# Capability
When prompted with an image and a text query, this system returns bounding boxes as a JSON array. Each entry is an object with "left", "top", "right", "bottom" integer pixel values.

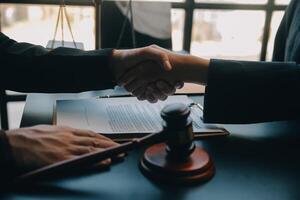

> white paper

[{"left": 56, "top": 96, "right": 205, "bottom": 134}]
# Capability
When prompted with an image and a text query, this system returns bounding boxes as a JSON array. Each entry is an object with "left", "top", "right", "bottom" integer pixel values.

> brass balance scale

[{"left": 46, "top": 0, "right": 84, "bottom": 50}]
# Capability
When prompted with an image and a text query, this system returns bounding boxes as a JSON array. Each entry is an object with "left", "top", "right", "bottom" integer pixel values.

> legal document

[{"left": 56, "top": 96, "right": 219, "bottom": 135}]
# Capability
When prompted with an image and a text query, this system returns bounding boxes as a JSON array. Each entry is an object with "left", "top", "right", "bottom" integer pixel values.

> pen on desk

[
  {"left": 97, "top": 93, "right": 203, "bottom": 99},
  {"left": 97, "top": 93, "right": 202, "bottom": 99},
  {"left": 97, "top": 94, "right": 132, "bottom": 99}
]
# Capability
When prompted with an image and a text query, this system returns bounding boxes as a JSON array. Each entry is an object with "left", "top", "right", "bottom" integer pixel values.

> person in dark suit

[
  {"left": 123, "top": 0, "right": 300, "bottom": 124},
  {"left": 0, "top": 32, "right": 177, "bottom": 182}
]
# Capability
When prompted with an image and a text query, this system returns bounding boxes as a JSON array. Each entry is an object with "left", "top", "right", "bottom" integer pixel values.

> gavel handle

[{"left": 12, "top": 131, "right": 165, "bottom": 185}]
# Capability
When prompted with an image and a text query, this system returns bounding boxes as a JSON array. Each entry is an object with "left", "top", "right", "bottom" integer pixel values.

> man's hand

[
  {"left": 111, "top": 45, "right": 183, "bottom": 102},
  {"left": 6, "top": 125, "right": 119, "bottom": 172},
  {"left": 118, "top": 60, "right": 183, "bottom": 103},
  {"left": 115, "top": 45, "right": 210, "bottom": 103},
  {"left": 111, "top": 45, "right": 172, "bottom": 82}
]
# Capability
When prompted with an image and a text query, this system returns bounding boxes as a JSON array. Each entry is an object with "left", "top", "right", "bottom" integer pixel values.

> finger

[
  {"left": 69, "top": 146, "right": 100, "bottom": 155},
  {"left": 72, "top": 137, "right": 119, "bottom": 148},
  {"left": 156, "top": 80, "right": 176, "bottom": 96},
  {"left": 93, "top": 138, "right": 119, "bottom": 148},
  {"left": 150, "top": 44, "right": 169, "bottom": 52},
  {"left": 147, "top": 84, "right": 168, "bottom": 101},
  {"left": 137, "top": 92, "right": 147, "bottom": 101},
  {"left": 175, "top": 81, "right": 184, "bottom": 89},
  {"left": 145, "top": 90, "right": 158, "bottom": 103},
  {"left": 116, "top": 153, "right": 126, "bottom": 159},
  {"left": 124, "top": 79, "right": 146, "bottom": 93},
  {"left": 138, "top": 46, "right": 172, "bottom": 71},
  {"left": 96, "top": 158, "right": 112, "bottom": 167},
  {"left": 117, "top": 67, "right": 139, "bottom": 87},
  {"left": 111, "top": 153, "right": 127, "bottom": 163},
  {"left": 132, "top": 87, "right": 147, "bottom": 98},
  {"left": 71, "top": 129, "right": 113, "bottom": 142},
  {"left": 88, "top": 159, "right": 112, "bottom": 171}
]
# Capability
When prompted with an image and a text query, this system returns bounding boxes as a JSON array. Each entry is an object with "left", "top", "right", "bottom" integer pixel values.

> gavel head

[{"left": 161, "top": 103, "right": 195, "bottom": 161}]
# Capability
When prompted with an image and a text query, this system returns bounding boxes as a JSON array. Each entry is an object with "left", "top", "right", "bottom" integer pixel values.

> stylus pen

[{"left": 12, "top": 131, "right": 165, "bottom": 185}]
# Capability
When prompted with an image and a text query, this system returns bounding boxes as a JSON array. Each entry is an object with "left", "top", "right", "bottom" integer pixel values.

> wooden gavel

[{"left": 13, "top": 103, "right": 214, "bottom": 185}]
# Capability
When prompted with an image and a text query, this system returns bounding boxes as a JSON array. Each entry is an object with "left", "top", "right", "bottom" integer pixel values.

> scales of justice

[{"left": 46, "top": 0, "right": 84, "bottom": 50}]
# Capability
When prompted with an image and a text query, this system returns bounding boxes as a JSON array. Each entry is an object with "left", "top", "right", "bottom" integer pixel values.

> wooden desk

[{"left": 4, "top": 91, "right": 300, "bottom": 200}]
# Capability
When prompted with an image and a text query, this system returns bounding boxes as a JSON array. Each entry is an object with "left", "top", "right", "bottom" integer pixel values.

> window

[
  {"left": 196, "top": 0, "right": 267, "bottom": 4},
  {"left": 172, "top": 9, "right": 185, "bottom": 51},
  {"left": 0, "top": 0, "right": 291, "bottom": 58},
  {"left": 1, "top": 4, "right": 95, "bottom": 50},
  {"left": 275, "top": 0, "right": 291, "bottom": 5},
  {"left": 191, "top": 10, "right": 265, "bottom": 60},
  {"left": 266, "top": 11, "right": 285, "bottom": 60}
]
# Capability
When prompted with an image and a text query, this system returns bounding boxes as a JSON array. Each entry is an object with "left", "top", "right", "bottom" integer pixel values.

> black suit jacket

[
  {"left": 0, "top": 33, "right": 115, "bottom": 93},
  {"left": 203, "top": 0, "right": 300, "bottom": 124},
  {"left": 0, "top": 32, "right": 116, "bottom": 182}
]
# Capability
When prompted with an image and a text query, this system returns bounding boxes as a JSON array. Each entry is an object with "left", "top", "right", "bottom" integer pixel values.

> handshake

[
  {"left": 3, "top": 45, "right": 210, "bottom": 174},
  {"left": 111, "top": 45, "right": 186, "bottom": 103}
]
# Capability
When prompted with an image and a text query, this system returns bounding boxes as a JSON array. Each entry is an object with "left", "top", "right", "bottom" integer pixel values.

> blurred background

[{"left": 0, "top": 0, "right": 291, "bottom": 129}]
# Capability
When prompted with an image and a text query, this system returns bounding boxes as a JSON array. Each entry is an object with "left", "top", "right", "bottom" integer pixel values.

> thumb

[{"left": 135, "top": 46, "right": 172, "bottom": 71}]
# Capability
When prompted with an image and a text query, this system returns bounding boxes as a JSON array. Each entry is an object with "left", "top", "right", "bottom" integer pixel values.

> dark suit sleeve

[
  {"left": 203, "top": 59, "right": 300, "bottom": 124},
  {"left": 0, "top": 130, "right": 18, "bottom": 185},
  {"left": 0, "top": 32, "right": 115, "bottom": 93}
]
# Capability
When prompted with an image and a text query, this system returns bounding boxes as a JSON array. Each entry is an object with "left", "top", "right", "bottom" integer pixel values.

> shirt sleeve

[
  {"left": 0, "top": 130, "right": 18, "bottom": 185},
  {"left": 203, "top": 59, "right": 300, "bottom": 124},
  {"left": 0, "top": 32, "right": 115, "bottom": 93}
]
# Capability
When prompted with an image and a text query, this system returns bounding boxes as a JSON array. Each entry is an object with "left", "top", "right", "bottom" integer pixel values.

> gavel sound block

[{"left": 140, "top": 103, "right": 215, "bottom": 184}]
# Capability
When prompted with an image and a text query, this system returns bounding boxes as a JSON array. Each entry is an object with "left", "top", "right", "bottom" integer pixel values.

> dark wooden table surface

[{"left": 2, "top": 91, "right": 300, "bottom": 200}]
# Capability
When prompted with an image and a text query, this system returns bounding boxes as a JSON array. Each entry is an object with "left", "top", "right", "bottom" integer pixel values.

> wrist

[
  {"left": 170, "top": 54, "right": 210, "bottom": 85},
  {"left": 110, "top": 49, "right": 119, "bottom": 80}
]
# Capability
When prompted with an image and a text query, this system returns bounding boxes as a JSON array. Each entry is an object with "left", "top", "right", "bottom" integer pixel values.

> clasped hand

[{"left": 111, "top": 45, "right": 183, "bottom": 103}]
